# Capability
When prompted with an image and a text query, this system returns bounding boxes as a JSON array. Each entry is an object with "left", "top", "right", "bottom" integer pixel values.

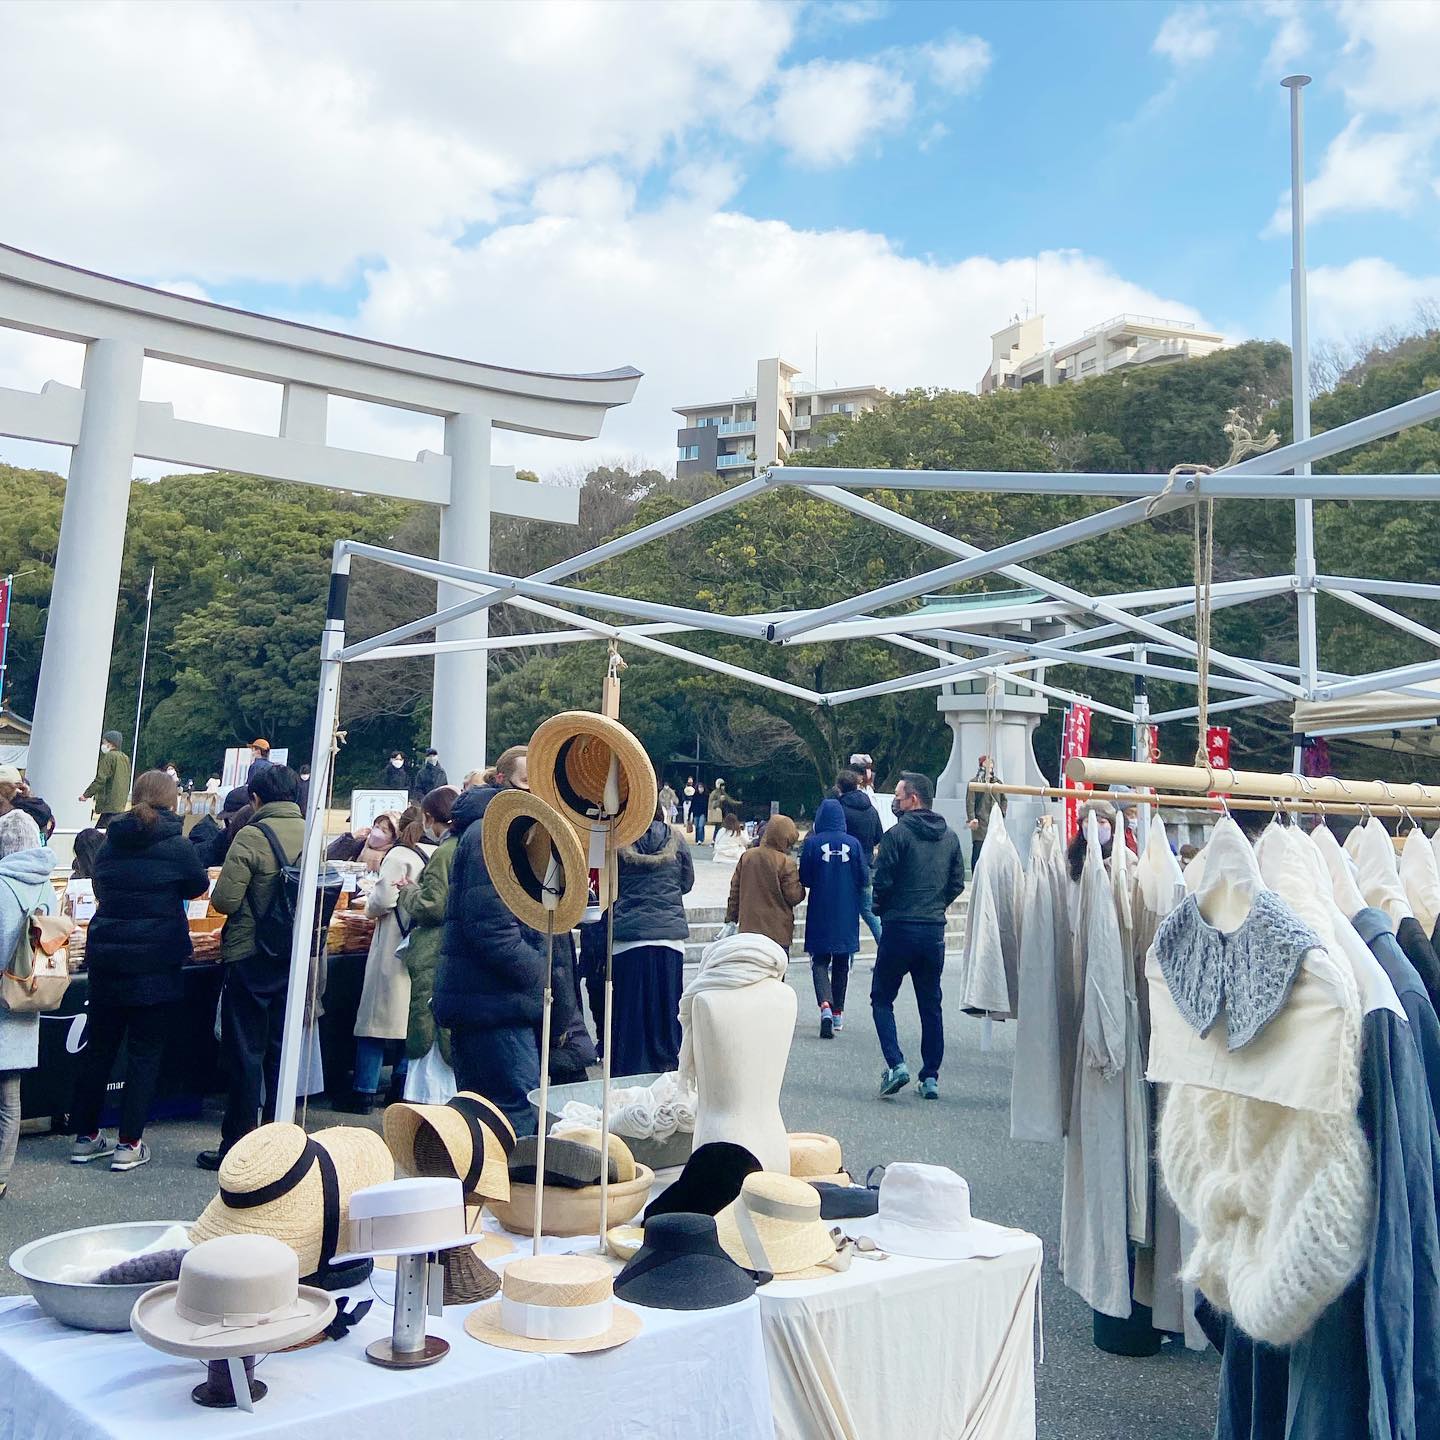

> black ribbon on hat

[
  {"left": 448, "top": 1095, "right": 515, "bottom": 1196},
  {"left": 220, "top": 1136, "right": 341, "bottom": 1278},
  {"left": 323, "top": 1297, "right": 373, "bottom": 1341}
]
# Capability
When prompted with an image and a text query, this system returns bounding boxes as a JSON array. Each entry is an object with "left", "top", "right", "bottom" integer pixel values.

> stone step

[
  {"left": 684, "top": 898, "right": 969, "bottom": 927},
  {"left": 685, "top": 920, "right": 965, "bottom": 946}
]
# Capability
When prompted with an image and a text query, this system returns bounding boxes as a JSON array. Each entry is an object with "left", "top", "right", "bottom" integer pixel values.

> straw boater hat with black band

[
  {"left": 190, "top": 1124, "right": 393, "bottom": 1285},
  {"left": 528, "top": 712, "right": 658, "bottom": 850},
  {"left": 383, "top": 1092, "right": 517, "bottom": 1205},
  {"left": 480, "top": 789, "right": 589, "bottom": 934}
]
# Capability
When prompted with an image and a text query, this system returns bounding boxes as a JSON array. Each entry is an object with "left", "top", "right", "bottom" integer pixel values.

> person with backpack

[
  {"left": 70, "top": 770, "right": 209, "bottom": 1173},
  {"left": 197, "top": 765, "right": 306, "bottom": 1170},
  {"left": 340, "top": 811, "right": 428, "bottom": 1114},
  {"left": 799, "top": 797, "right": 869, "bottom": 1040}
]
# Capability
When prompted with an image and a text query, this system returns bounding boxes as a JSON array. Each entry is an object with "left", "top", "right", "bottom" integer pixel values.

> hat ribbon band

[
  {"left": 220, "top": 1139, "right": 319, "bottom": 1210},
  {"left": 448, "top": 1096, "right": 515, "bottom": 1194},
  {"left": 499, "top": 1294, "right": 613, "bottom": 1342},
  {"left": 176, "top": 1296, "right": 308, "bottom": 1339},
  {"left": 745, "top": 1193, "right": 820, "bottom": 1224},
  {"left": 734, "top": 1200, "right": 775, "bottom": 1275}
]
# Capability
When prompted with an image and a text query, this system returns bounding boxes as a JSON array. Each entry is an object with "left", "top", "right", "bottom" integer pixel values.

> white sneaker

[
  {"left": 70, "top": 1134, "right": 115, "bottom": 1164},
  {"left": 110, "top": 1141, "right": 150, "bottom": 1172}
]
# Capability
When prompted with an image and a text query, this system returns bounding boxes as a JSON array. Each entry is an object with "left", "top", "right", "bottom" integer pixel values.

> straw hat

[
  {"left": 131, "top": 1235, "right": 334, "bottom": 1361},
  {"left": 481, "top": 789, "right": 589, "bottom": 933},
  {"left": 528, "top": 712, "right": 658, "bottom": 849},
  {"left": 715, "top": 1172, "right": 843, "bottom": 1279},
  {"left": 554, "top": 1128, "right": 638, "bottom": 1184},
  {"left": 788, "top": 1133, "right": 845, "bottom": 1182},
  {"left": 189, "top": 1124, "right": 394, "bottom": 1282},
  {"left": 384, "top": 1092, "right": 516, "bottom": 1204},
  {"left": 464, "top": 1254, "right": 641, "bottom": 1354}
]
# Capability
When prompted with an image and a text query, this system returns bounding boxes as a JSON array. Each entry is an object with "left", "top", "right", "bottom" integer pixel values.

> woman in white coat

[{"left": 343, "top": 814, "right": 431, "bottom": 1114}]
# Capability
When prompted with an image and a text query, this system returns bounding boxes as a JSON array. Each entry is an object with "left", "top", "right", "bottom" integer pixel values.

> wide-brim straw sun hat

[
  {"left": 788, "top": 1132, "right": 846, "bottom": 1182},
  {"left": 715, "top": 1172, "right": 842, "bottom": 1279},
  {"left": 131, "top": 1234, "right": 335, "bottom": 1361},
  {"left": 464, "top": 1254, "right": 641, "bottom": 1355},
  {"left": 383, "top": 1092, "right": 516, "bottom": 1204},
  {"left": 481, "top": 789, "right": 589, "bottom": 934},
  {"left": 528, "top": 712, "right": 658, "bottom": 849},
  {"left": 190, "top": 1124, "right": 394, "bottom": 1282}
]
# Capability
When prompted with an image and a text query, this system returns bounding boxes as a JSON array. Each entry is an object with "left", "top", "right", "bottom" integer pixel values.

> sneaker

[
  {"left": 820, "top": 1005, "right": 834, "bottom": 1040},
  {"left": 111, "top": 1141, "right": 150, "bottom": 1172},
  {"left": 832, "top": 1012, "right": 845, "bottom": 1033},
  {"left": 918, "top": 1078, "right": 939, "bottom": 1101},
  {"left": 70, "top": 1133, "right": 115, "bottom": 1164},
  {"left": 878, "top": 1063, "right": 910, "bottom": 1098}
]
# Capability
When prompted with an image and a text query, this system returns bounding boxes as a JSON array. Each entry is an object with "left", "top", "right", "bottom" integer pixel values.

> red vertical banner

[
  {"left": 1205, "top": 725, "right": 1231, "bottom": 798},
  {"left": 1061, "top": 703, "right": 1093, "bottom": 843},
  {"left": 1138, "top": 724, "right": 1160, "bottom": 764}
]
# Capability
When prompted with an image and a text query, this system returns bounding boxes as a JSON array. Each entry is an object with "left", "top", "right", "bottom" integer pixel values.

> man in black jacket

[
  {"left": 870, "top": 771, "right": 965, "bottom": 1102},
  {"left": 836, "top": 769, "right": 883, "bottom": 946},
  {"left": 412, "top": 748, "right": 448, "bottom": 801}
]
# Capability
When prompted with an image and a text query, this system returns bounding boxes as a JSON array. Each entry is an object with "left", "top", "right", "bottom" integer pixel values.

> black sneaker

[
  {"left": 820, "top": 1006, "right": 834, "bottom": 1040},
  {"left": 195, "top": 1149, "right": 225, "bottom": 1172}
]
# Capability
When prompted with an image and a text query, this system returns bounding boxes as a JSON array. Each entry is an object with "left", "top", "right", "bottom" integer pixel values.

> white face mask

[
  {"left": 1096, "top": 821, "right": 1113, "bottom": 845},
  {"left": 368, "top": 827, "right": 391, "bottom": 847},
  {"left": 391, "top": 758, "right": 404, "bottom": 768}
]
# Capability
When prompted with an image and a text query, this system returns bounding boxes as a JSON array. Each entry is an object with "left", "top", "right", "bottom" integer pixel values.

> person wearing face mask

[
  {"left": 1066, "top": 799, "right": 1116, "bottom": 883},
  {"left": 964, "top": 754, "right": 1006, "bottom": 874},
  {"left": 344, "top": 808, "right": 429, "bottom": 1114},
  {"left": 245, "top": 739, "right": 273, "bottom": 787},
  {"left": 80, "top": 730, "right": 132, "bottom": 829},
  {"left": 380, "top": 750, "right": 412, "bottom": 794},
  {"left": 360, "top": 813, "right": 399, "bottom": 872},
  {"left": 869, "top": 771, "right": 966, "bottom": 1101},
  {"left": 395, "top": 787, "right": 461, "bottom": 1093}
]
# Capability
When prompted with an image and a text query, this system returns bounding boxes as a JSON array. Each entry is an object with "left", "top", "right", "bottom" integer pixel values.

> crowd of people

[{"left": 0, "top": 731, "right": 976, "bottom": 1198}]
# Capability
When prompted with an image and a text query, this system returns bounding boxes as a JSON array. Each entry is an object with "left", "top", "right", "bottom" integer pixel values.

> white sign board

[
  {"left": 349, "top": 790, "right": 410, "bottom": 830},
  {"left": 220, "top": 746, "right": 290, "bottom": 793}
]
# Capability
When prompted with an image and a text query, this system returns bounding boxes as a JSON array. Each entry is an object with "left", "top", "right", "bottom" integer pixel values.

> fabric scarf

[{"left": 677, "top": 932, "right": 788, "bottom": 1085}]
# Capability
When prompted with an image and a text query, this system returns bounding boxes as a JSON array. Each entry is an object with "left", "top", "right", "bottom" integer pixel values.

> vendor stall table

[
  {"left": 0, "top": 1281, "right": 774, "bottom": 1440},
  {"left": 763, "top": 1221, "right": 1042, "bottom": 1440}
]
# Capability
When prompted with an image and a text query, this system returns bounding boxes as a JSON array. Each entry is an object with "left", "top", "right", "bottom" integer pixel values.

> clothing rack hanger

[
  {"left": 1064, "top": 756, "right": 1440, "bottom": 809},
  {"left": 967, "top": 781, "right": 1440, "bottom": 821}
]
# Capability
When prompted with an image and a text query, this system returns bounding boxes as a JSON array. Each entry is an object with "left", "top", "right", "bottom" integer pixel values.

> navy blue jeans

[
  {"left": 858, "top": 884, "right": 882, "bottom": 945},
  {"left": 450, "top": 1023, "right": 540, "bottom": 1137},
  {"left": 352, "top": 1036, "right": 408, "bottom": 1096},
  {"left": 870, "top": 919, "right": 946, "bottom": 1082}
]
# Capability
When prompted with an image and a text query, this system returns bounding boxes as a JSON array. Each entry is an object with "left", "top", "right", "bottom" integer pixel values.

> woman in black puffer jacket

[
  {"left": 69, "top": 770, "right": 209, "bottom": 1171},
  {"left": 581, "top": 809, "right": 694, "bottom": 1076}
]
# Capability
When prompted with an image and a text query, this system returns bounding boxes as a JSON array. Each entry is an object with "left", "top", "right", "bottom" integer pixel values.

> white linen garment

[
  {"left": 1059, "top": 812, "right": 1133, "bottom": 1319},
  {"left": 1400, "top": 826, "right": 1440, "bottom": 935},
  {"left": 1351, "top": 817, "right": 1412, "bottom": 928},
  {"left": 1010, "top": 825, "right": 1069, "bottom": 1141},
  {"left": 677, "top": 931, "right": 789, "bottom": 1086},
  {"left": 1110, "top": 834, "right": 1150, "bottom": 1248},
  {"left": 958, "top": 805, "right": 1024, "bottom": 1018}
]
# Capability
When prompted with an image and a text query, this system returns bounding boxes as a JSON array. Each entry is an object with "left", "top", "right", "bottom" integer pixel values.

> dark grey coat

[{"left": 611, "top": 822, "right": 694, "bottom": 944}]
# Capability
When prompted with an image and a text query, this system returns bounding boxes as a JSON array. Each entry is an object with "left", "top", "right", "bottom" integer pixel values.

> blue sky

[{"left": 2, "top": 0, "right": 1437, "bottom": 475}]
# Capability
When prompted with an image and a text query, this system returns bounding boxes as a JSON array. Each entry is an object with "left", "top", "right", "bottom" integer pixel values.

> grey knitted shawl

[{"left": 1152, "top": 889, "right": 1320, "bottom": 1050}]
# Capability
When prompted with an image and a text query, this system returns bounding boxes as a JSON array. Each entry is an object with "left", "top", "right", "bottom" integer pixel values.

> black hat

[
  {"left": 810, "top": 1180, "right": 880, "bottom": 1220},
  {"left": 645, "top": 1141, "right": 760, "bottom": 1220},
  {"left": 614, "top": 1213, "right": 757, "bottom": 1311},
  {"left": 425, "top": 747, "right": 439, "bottom": 757},
  {"left": 508, "top": 1136, "right": 620, "bottom": 1190}
]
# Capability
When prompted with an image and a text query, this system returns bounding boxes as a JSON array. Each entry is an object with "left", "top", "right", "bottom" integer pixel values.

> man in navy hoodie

[{"left": 799, "top": 797, "right": 869, "bottom": 1039}]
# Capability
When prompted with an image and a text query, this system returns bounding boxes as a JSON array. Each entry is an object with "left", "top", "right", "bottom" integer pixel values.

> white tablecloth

[
  {"left": 0, "top": 1268, "right": 774, "bottom": 1440},
  {"left": 760, "top": 1221, "right": 1042, "bottom": 1440}
]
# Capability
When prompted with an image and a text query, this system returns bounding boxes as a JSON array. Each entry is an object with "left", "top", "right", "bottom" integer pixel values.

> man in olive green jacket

[
  {"left": 198, "top": 765, "right": 306, "bottom": 1169},
  {"left": 80, "top": 730, "right": 132, "bottom": 826}
]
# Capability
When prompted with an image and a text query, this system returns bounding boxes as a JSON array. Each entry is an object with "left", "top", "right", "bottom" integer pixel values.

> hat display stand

[
  {"left": 193, "top": 1357, "right": 266, "bottom": 1412},
  {"left": 367, "top": 1251, "right": 448, "bottom": 1370},
  {"left": 533, "top": 861, "right": 559, "bottom": 1257}
]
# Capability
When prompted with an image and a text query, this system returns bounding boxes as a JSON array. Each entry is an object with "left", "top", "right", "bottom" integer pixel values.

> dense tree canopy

[{"left": 2, "top": 331, "right": 1438, "bottom": 811}]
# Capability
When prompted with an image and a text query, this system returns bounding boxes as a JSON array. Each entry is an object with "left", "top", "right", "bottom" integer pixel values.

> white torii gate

[{"left": 0, "top": 245, "right": 639, "bottom": 833}]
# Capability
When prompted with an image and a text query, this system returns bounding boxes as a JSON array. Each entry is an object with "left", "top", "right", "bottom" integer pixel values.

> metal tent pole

[
  {"left": 275, "top": 544, "right": 350, "bottom": 1125},
  {"left": 1284, "top": 73, "right": 1317, "bottom": 765}
]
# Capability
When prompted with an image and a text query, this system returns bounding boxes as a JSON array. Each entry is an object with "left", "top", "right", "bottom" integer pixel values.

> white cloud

[
  {"left": 1336, "top": 0, "right": 1440, "bottom": 114},
  {"left": 1266, "top": 116, "right": 1437, "bottom": 235},
  {"left": 1257, "top": 0, "right": 1311, "bottom": 74},
  {"left": 1303, "top": 257, "right": 1440, "bottom": 343},
  {"left": 0, "top": 0, "right": 798, "bottom": 285},
  {"left": 771, "top": 59, "right": 914, "bottom": 167},
  {"left": 827, "top": 0, "right": 888, "bottom": 23},
  {"left": 924, "top": 34, "right": 992, "bottom": 95},
  {"left": 1153, "top": 7, "right": 1220, "bottom": 64},
  {"left": 532, "top": 167, "right": 636, "bottom": 222}
]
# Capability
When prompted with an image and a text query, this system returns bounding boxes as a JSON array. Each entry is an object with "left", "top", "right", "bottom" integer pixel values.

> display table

[
  {"left": 762, "top": 1221, "right": 1042, "bottom": 1440},
  {"left": 0, "top": 1278, "right": 774, "bottom": 1440}
]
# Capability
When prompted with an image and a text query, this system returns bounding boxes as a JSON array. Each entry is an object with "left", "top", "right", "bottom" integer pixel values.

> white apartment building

[
  {"left": 977, "top": 312, "right": 1226, "bottom": 394},
  {"left": 674, "top": 358, "right": 884, "bottom": 479}
]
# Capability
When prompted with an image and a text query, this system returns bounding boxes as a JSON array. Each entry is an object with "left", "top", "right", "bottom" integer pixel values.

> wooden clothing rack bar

[
  {"left": 1064, "top": 756, "right": 1440, "bottom": 809},
  {"left": 969, "top": 781, "right": 1440, "bottom": 820}
]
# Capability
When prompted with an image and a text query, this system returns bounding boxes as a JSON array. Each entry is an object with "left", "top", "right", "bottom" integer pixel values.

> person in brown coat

[{"left": 725, "top": 814, "right": 805, "bottom": 952}]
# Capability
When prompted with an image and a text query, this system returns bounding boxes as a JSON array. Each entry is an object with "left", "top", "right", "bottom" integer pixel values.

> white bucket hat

[
  {"left": 130, "top": 1235, "right": 334, "bottom": 1360},
  {"left": 849, "top": 1164, "right": 1009, "bottom": 1261}
]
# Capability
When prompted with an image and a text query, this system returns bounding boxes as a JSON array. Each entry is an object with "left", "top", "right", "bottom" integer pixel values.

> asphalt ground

[{"left": 0, "top": 962, "right": 1218, "bottom": 1439}]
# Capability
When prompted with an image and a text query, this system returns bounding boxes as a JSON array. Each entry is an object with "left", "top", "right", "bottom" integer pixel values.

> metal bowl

[
  {"left": 527, "top": 1073, "right": 694, "bottom": 1174},
  {"left": 9, "top": 1220, "right": 193, "bottom": 1332}
]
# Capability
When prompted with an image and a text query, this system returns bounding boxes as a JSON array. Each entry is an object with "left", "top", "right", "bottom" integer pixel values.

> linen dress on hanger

[
  {"left": 1059, "top": 812, "right": 1132, "bottom": 1319},
  {"left": 1010, "top": 824, "right": 1071, "bottom": 1141},
  {"left": 957, "top": 804, "right": 1024, "bottom": 1018}
]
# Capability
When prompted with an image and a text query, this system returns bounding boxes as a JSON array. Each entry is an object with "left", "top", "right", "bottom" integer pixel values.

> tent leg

[{"left": 275, "top": 548, "right": 349, "bottom": 1126}]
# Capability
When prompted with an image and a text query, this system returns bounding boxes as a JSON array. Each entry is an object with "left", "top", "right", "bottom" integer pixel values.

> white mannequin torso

[{"left": 691, "top": 979, "right": 796, "bottom": 1174}]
